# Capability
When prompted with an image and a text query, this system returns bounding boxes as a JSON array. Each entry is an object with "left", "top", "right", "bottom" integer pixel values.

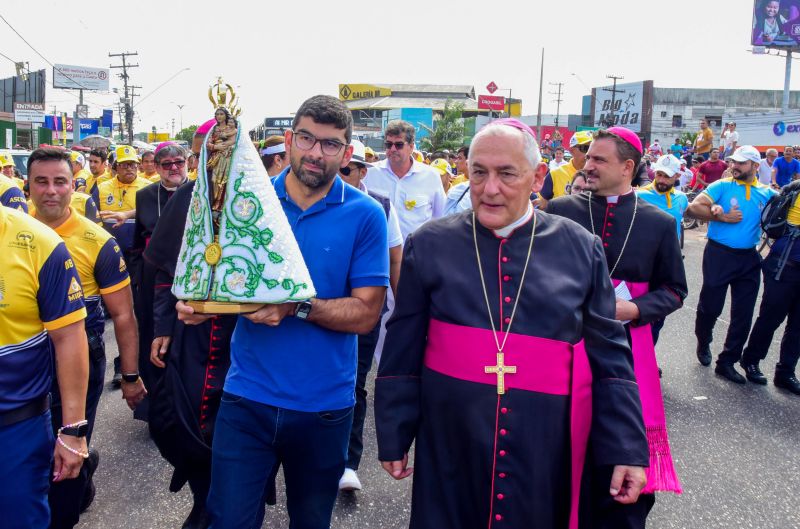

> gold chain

[{"left": 472, "top": 210, "right": 537, "bottom": 353}]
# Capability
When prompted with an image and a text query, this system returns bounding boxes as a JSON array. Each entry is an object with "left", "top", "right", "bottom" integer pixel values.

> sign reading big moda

[
  {"left": 591, "top": 80, "right": 653, "bottom": 133},
  {"left": 53, "top": 64, "right": 110, "bottom": 91}
]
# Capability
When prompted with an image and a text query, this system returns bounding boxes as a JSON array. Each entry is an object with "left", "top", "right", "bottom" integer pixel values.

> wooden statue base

[{"left": 186, "top": 300, "right": 264, "bottom": 314}]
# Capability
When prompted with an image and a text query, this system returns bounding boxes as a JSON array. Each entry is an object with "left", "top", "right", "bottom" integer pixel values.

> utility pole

[
  {"left": 171, "top": 118, "right": 175, "bottom": 138},
  {"left": 536, "top": 48, "right": 545, "bottom": 140},
  {"left": 602, "top": 75, "right": 625, "bottom": 127},
  {"left": 109, "top": 51, "right": 139, "bottom": 144},
  {"left": 549, "top": 82, "right": 564, "bottom": 128}
]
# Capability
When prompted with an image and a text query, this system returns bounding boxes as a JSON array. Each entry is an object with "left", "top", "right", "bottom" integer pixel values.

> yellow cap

[
  {"left": 430, "top": 158, "right": 451, "bottom": 176},
  {"left": 69, "top": 151, "right": 85, "bottom": 165},
  {"left": 569, "top": 130, "right": 594, "bottom": 148},
  {"left": 412, "top": 150, "right": 424, "bottom": 163},
  {"left": 0, "top": 153, "right": 13, "bottom": 167},
  {"left": 115, "top": 145, "right": 139, "bottom": 164},
  {"left": 364, "top": 146, "right": 375, "bottom": 157}
]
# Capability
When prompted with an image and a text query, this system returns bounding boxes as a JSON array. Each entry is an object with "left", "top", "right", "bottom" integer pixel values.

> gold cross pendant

[{"left": 485, "top": 352, "right": 517, "bottom": 395}]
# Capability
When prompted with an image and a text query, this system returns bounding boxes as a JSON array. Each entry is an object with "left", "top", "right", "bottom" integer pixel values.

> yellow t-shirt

[
  {"left": 28, "top": 192, "right": 100, "bottom": 224},
  {"left": 550, "top": 161, "right": 578, "bottom": 198},
  {"left": 0, "top": 175, "right": 27, "bottom": 212},
  {"left": 451, "top": 174, "right": 468, "bottom": 186},
  {"left": 97, "top": 176, "right": 152, "bottom": 251},
  {"left": 187, "top": 169, "right": 198, "bottom": 181},
  {"left": 695, "top": 128, "right": 714, "bottom": 154},
  {"left": 73, "top": 169, "right": 93, "bottom": 193},
  {"left": 787, "top": 195, "right": 800, "bottom": 226}
]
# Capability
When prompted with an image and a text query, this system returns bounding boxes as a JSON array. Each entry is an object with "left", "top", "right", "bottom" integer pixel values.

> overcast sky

[{"left": 0, "top": 0, "right": 787, "bottom": 134}]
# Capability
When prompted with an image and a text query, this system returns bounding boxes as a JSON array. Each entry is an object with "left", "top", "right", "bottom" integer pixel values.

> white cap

[
  {"left": 349, "top": 139, "right": 373, "bottom": 167},
  {"left": 727, "top": 145, "right": 761, "bottom": 164},
  {"left": 651, "top": 154, "right": 682, "bottom": 178}
]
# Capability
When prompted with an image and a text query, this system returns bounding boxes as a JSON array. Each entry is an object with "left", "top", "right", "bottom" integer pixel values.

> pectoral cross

[{"left": 485, "top": 352, "right": 517, "bottom": 395}]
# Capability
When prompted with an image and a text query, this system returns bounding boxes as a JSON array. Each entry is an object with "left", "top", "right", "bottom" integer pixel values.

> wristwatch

[
  {"left": 121, "top": 373, "right": 140, "bottom": 384},
  {"left": 60, "top": 422, "right": 88, "bottom": 437},
  {"left": 294, "top": 300, "right": 313, "bottom": 320}
]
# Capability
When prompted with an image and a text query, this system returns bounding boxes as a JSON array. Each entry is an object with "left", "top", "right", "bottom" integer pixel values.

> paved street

[{"left": 77, "top": 227, "right": 800, "bottom": 529}]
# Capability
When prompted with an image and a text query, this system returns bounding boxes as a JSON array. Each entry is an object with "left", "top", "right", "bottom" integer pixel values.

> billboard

[
  {"left": 592, "top": 81, "right": 646, "bottom": 132},
  {"left": 338, "top": 84, "right": 391, "bottom": 101},
  {"left": 752, "top": 0, "right": 800, "bottom": 47},
  {"left": 53, "top": 64, "right": 110, "bottom": 91}
]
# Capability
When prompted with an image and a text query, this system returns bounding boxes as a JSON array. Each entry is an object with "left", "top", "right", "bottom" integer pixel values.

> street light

[{"left": 171, "top": 101, "right": 185, "bottom": 131}]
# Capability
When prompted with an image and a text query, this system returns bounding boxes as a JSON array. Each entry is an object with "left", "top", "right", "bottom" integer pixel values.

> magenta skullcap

[
  {"left": 154, "top": 141, "right": 178, "bottom": 155},
  {"left": 195, "top": 118, "right": 217, "bottom": 136},
  {"left": 491, "top": 118, "right": 538, "bottom": 141},
  {"left": 606, "top": 126, "right": 643, "bottom": 154}
]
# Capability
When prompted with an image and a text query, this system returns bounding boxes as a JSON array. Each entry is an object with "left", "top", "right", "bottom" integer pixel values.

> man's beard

[
  {"left": 291, "top": 156, "right": 336, "bottom": 189},
  {"left": 732, "top": 169, "right": 753, "bottom": 181},
  {"left": 654, "top": 182, "right": 673, "bottom": 192}
]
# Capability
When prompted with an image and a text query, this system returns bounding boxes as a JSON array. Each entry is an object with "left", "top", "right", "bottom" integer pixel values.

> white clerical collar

[
  {"left": 493, "top": 203, "right": 534, "bottom": 237},
  {"left": 602, "top": 187, "right": 634, "bottom": 203}
]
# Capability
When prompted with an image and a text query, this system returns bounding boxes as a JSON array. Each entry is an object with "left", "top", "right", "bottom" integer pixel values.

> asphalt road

[{"left": 77, "top": 227, "right": 800, "bottom": 529}]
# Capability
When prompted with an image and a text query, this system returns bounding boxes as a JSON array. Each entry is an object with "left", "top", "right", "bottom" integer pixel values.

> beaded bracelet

[
  {"left": 56, "top": 435, "right": 89, "bottom": 459},
  {"left": 57, "top": 419, "right": 88, "bottom": 435}
]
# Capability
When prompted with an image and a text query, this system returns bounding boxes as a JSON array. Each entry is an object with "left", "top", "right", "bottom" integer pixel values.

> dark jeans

[
  {"left": 742, "top": 256, "right": 800, "bottom": 374},
  {"left": 207, "top": 392, "right": 353, "bottom": 529},
  {"left": 49, "top": 329, "right": 106, "bottom": 529},
  {"left": 347, "top": 322, "right": 380, "bottom": 470},
  {"left": 695, "top": 241, "right": 761, "bottom": 366},
  {"left": 0, "top": 410, "right": 54, "bottom": 529}
]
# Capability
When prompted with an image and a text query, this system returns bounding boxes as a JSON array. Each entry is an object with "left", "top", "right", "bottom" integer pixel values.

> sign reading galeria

[
  {"left": 338, "top": 84, "right": 392, "bottom": 101},
  {"left": 13, "top": 102, "right": 45, "bottom": 123},
  {"left": 53, "top": 64, "right": 110, "bottom": 91}
]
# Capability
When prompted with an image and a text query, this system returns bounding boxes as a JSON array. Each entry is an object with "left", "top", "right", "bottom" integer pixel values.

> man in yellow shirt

[
  {"left": 0, "top": 153, "right": 23, "bottom": 189},
  {"left": 83, "top": 149, "right": 112, "bottom": 196},
  {"left": 138, "top": 150, "right": 160, "bottom": 183},
  {"left": 543, "top": 130, "right": 593, "bottom": 202},
  {"left": 693, "top": 119, "right": 714, "bottom": 160},
  {"left": 27, "top": 146, "right": 146, "bottom": 525},
  {"left": 0, "top": 171, "right": 28, "bottom": 212},
  {"left": 70, "top": 152, "right": 93, "bottom": 193},
  {"left": 451, "top": 146, "right": 469, "bottom": 186}
]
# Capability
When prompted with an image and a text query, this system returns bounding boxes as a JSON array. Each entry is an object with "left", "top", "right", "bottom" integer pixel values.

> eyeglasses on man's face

[
  {"left": 384, "top": 141, "right": 407, "bottom": 151},
  {"left": 292, "top": 130, "right": 346, "bottom": 156},
  {"left": 158, "top": 159, "right": 186, "bottom": 169}
]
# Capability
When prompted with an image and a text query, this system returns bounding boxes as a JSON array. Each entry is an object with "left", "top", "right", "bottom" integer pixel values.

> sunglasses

[
  {"left": 158, "top": 159, "right": 186, "bottom": 169},
  {"left": 384, "top": 141, "right": 406, "bottom": 151}
]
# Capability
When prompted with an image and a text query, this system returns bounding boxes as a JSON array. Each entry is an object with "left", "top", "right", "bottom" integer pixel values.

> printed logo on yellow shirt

[
  {"left": 10, "top": 230, "right": 35, "bottom": 250},
  {"left": 67, "top": 276, "right": 83, "bottom": 302},
  {"left": 0, "top": 275, "right": 5, "bottom": 306}
]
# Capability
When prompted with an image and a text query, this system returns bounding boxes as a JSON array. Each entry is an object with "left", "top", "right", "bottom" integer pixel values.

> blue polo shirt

[
  {"left": 703, "top": 177, "right": 777, "bottom": 249},
  {"left": 772, "top": 156, "right": 800, "bottom": 187},
  {"left": 225, "top": 171, "right": 389, "bottom": 412},
  {"left": 636, "top": 185, "right": 688, "bottom": 239}
]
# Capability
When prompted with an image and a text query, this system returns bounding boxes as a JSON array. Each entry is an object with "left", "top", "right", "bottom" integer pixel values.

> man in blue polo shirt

[
  {"left": 771, "top": 146, "right": 800, "bottom": 188},
  {"left": 688, "top": 145, "right": 777, "bottom": 384},
  {"left": 177, "top": 95, "right": 389, "bottom": 529}
]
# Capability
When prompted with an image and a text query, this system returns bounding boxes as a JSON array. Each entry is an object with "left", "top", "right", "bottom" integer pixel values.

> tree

[
  {"left": 419, "top": 100, "right": 465, "bottom": 153},
  {"left": 175, "top": 125, "right": 198, "bottom": 143}
]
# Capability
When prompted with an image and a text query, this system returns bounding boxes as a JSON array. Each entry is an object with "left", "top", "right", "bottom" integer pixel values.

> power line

[
  {"left": 601, "top": 75, "right": 625, "bottom": 127},
  {"left": 109, "top": 51, "right": 139, "bottom": 143},
  {"left": 549, "top": 82, "right": 564, "bottom": 128}
]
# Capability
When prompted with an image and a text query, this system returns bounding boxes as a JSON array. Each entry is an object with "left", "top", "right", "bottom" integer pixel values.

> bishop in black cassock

[
  {"left": 548, "top": 127, "right": 688, "bottom": 528},
  {"left": 375, "top": 120, "right": 649, "bottom": 529}
]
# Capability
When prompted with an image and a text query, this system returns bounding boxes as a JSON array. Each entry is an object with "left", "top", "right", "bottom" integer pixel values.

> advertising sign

[
  {"left": 752, "top": 0, "right": 800, "bottom": 46},
  {"left": 477, "top": 94, "right": 506, "bottom": 111},
  {"left": 338, "top": 84, "right": 392, "bottom": 101},
  {"left": 13, "top": 102, "right": 45, "bottom": 123},
  {"left": 78, "top": 119, "right": 98, "bottom": 139},
  {"left": 53, "top": 64, "right": 110, "bottom": 91},
  {"left": 486, "top": 81, "right": 498, "bottom": 94},
  {"left": 264, "top": 117, "right": 293, "bottom": 129},
  {"left": 592, "top": 81, "right": 645, "bottom": 132}
]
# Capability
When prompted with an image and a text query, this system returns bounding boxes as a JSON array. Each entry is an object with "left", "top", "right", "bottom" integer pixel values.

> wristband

[{"left": 56, "top": 435, "right": 89, "bottom": 459}]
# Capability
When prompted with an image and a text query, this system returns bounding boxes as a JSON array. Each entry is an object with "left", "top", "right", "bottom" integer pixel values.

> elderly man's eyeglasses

[
  {"left": 159, "top": 159, "right": 186, "bottom": 169},
  {"left": 292, "top": 130, "right": 346, "bottom": 156},
  {"left": 384, "top": 141, "right": 406, "bottom": 151}
]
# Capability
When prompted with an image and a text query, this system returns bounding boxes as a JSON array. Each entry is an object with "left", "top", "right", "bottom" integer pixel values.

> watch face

[{"left": 122, "top": 374, "right": 140, "bottom": 383}]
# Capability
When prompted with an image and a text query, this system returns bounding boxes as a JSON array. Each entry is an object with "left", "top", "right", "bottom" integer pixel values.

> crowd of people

[{"left": 1, "top": 92, "right": 799, "bottom": 529}]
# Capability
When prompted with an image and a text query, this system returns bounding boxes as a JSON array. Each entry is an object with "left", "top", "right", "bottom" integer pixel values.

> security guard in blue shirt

[{"left": 687, "top": 146, "right": 778, "bottom": 383}]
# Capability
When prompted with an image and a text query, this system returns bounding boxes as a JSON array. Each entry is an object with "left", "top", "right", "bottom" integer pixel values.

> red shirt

[{"left": 698, "top": 159, "right": 727, "bottom": 185}]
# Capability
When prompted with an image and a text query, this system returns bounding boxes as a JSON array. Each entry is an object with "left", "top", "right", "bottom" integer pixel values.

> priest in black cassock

[
  {"left": 131, "top": 142, "right": 189, "bottom": 420},
  {"left": 142, "top": 151, "right": 238, "bottom": 529},
  {"left": 548, "top": 127, "right": 688, "bottom": 528},
  {"left": 375, "top": 119, "right": 649, "bottom": 529}
]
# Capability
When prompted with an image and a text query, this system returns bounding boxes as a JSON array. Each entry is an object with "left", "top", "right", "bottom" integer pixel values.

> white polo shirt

[{"left": 364, "top": 158, "right": 446, "bottom": 239}]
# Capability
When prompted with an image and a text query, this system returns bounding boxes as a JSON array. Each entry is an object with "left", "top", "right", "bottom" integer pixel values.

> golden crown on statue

[{"left": 208, "top": 77, "right": 241, "bottom": 118}]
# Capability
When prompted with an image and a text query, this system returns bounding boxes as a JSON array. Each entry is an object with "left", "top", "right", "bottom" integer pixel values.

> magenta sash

[
  {"left": 615, "top": 280, "right": 682, "bottom": 494},
  {"left": 424, "top": 319, "right": 592, "bottom": 529}
]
